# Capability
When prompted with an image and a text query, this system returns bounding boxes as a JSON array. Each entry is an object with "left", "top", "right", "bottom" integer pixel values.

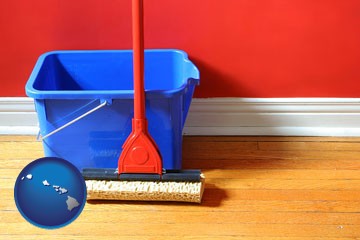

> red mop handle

[
  {"left": 132, "top": 0, "right": 145, "bottom": 120},
  {"left": 118, "top": 0, "right": 162, "bottom": 174}
]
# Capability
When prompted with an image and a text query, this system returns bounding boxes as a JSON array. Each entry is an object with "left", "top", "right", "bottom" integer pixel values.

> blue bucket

[{"left": 26, "top": 49, "right": 199, "bottom": 171}]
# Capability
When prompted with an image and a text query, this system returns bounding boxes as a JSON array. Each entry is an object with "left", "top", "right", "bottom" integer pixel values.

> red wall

[{"left": 1, "top": 0, "right": 360, "bottom": 97}]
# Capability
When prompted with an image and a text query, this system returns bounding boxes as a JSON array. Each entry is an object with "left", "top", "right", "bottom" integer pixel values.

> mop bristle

[{"left": 85, "top": 175, "right": 205, "bottom": 203}]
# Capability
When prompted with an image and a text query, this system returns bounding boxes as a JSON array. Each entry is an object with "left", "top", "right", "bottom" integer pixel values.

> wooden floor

[{"left": 1, "top": 136, "right": 360, "bottom": 239}]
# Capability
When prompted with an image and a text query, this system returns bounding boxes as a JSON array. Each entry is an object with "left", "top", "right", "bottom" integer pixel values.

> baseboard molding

[
  {"left": 0, "top": 98, "right": 38, "bottom": 135},
  {"left": 2, "top": 97, "right": 360, "bottom": 136},
  {"left": 183, "top": 98, "right": 360, "bottom": 136}
]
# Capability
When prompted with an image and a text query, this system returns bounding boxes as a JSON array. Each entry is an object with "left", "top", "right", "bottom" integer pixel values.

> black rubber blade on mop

[
  {"left": 119, "top": 170, "right": 202, "bottom": 182},
  {"left": 119, "top": 173, "right": 161, "bottom": 181},
  {"left": 162, "top": 169, "right": 202, "bottom": 182},
  {"left": 82, "top": 168, "right": 119, "bottom": 181},
  {"left": 82, "top": 168, "right": 202, "bottom": 182}
]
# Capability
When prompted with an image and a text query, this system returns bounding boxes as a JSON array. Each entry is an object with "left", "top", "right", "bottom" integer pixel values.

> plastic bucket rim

[{"left": 25, "top": 49, "right": 199, "bottom": 100}]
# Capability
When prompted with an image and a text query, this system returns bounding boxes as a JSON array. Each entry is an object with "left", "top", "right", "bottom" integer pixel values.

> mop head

[
  {"left": 85, "top": 176, "right": 205, "bottom": 203},
  {"left": 83, "top": 169, "right": 205, "bottom": 203}
]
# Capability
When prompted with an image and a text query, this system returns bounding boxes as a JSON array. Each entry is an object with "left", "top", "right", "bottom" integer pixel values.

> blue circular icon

[{"left": 14, "top": 157, "right": 87, "bottom": 229}]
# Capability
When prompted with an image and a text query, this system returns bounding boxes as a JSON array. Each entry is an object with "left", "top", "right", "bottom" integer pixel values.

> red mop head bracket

[{"left": 118, "top": 118, "right": 163, "bottom": 175}]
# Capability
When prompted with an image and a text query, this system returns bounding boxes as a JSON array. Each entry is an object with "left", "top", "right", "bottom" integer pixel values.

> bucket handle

[{"left": 38, "top": 100, "right": 108, "bottom": 141}]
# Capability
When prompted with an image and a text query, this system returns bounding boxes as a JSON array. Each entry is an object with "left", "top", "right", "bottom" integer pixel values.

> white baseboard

[
  {"left": 0, "top": 98, "right": 38, "bottom": 135},
  {"left": 2, "top": 97, "right": 360, "bottom": 136},
  {"left": 183, "top": 98, "right": 360, "bottom": 136}
]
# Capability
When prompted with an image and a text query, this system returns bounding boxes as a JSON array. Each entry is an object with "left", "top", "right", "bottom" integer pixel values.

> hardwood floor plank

[
  {"left": 5, "top": 159, "right": 357, "bottom": 171},
  {"left": 201, "top": 169, "right": 360, "bottom": 179},
  {"left": 183, "top": 148, "right": 360, "bottom": 160},
  {"left": 4, "top": 158, "right": 360, "bottom": 170},
  {"left": 183, "top": 159, "right": 360, "bottom": 170},
  {"left": 1, "top": 236, "right": 357, "bottom": 240},
  {"left": 2, "top": 210, "right": 360, "bottom": 225},
  {"left": 1, "top": 222, "right": 359, "bottom": 237},
  {"left": 3, "top": 199, "right": 360, "bottom": 213},
  {"left": 258, "top": 141, "right": 360, "bottom": 151},
  {"left": 0, "top": 135, "right": 37, "bottom": 142},
  {"left": 183, "top": 136, "right": 360, "bottom": 143},
  {"left": 3, "top": 169, "right": 360, "bottom": 180},
  {"left": 3, "top": 178, "right": 360, "bottom": 191},
  {"left": 0, "top": 141, "right": 42, "bottom": 150},
  {"left": 3, "top": 188, "right": 360, "bottom": 201}
]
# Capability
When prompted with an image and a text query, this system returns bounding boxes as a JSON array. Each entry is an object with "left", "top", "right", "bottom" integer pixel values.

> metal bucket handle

[{"left": 38, "top": 100, "right": 109, "bottom": 140}]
